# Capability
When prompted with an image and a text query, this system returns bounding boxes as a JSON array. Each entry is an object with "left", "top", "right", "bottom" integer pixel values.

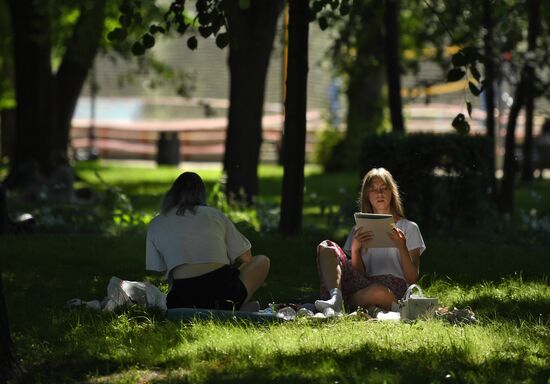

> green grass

[{"left": 2, "top": 161, "right": 550, "bottom": 383}]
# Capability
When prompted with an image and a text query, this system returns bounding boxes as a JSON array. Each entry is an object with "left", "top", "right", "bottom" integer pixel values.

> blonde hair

[{"left": 359, "top": 168, "right": 404, "bottom": 218}]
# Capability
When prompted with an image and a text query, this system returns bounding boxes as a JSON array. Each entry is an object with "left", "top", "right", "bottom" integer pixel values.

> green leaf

[
  {"left": 107, "top": 28, "right": 127, "bottom": 42},
  {"left": 447, "top": 68, "right": 465, "bottom": 82},
  {"left": 119, "top": 3, "right": 132, "bottom": 14},
  {"left": 239, "top": 0, "right": 250, "bottom": 10},
  {"left": 118, "top": 14, "right": 131, "bottom": 28},
  {"left": 466, "top": 101, "right": 472, "bottom": 118},
  {"left": 340, "top": 0, "right": 351, "bottom": 15},
  {"left": 468, "top": 81, "right": 481, "bottom": 96},
  {"left": 187, "top": 36, "right": 198, "bottom": 50},
  {"left": 469, "top": 64, "right": 481, "bottom": 82},
  {"left": 452, "top": 113, "right": 470, "bottom": 135},
  {"left": 462, "top": 46, "right": 478, "bottom": 61},
  {"left": 312, "top": 1, "right": 323, "bottom": 13},
  {"left": 215, "top": 32, "right": 229, "bottom": 49},
  {"left": 131, "top": 41, "right": 145, "bottom": 56},
  {"left": 142, "top": 33, "right": 155, "bottom": 49},
  {"left": 330, "top": 0, "right": 339, "bottom": 10},
  {"left": 451, "top": 52, "right": 467, "bottom": 67},
  {"left": 177, "top": 22, "right": 189, "bottom": 34},
  {"left": 199, "top": 26, "right": 212, "bottom": 38},
  {"left": 198, "top": 12, "right": 211, "bottom": 25},
  {"left": 149, "top": 25, "right": 165, "bottom": 34},
  {"left": 318, "top": 17, "right": 328, "bottom": 31},
  {"left": 196, "top": 0, "right": 208, "bottom": 13}
]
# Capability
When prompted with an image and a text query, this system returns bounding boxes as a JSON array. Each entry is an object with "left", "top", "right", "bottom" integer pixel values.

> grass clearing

[{"left": 2, "top": 161, "right": 549, "bottom": 383}]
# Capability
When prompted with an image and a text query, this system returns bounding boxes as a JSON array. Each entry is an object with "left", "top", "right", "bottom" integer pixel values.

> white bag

[
  {"left": 107, "top": 276, "right": 167, "bottom": 311},
  {"left": 399, "top": 284, "right": 438, "bottom": 320}
]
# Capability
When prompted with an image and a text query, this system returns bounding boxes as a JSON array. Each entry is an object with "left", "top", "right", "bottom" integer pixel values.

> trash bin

[{"left": 156, "top": 132, "right": 180, "bottom": 165}]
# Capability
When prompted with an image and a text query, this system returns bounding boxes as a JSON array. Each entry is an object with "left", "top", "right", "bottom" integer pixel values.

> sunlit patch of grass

[{"left": 19, "top": 311, "right": 549, "bottom": 383}]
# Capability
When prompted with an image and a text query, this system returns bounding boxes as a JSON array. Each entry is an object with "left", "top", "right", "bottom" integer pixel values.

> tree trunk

[
  {"left": 8, "top": 0, "right": 56, "bottom": 174},
  {"left": 482, "top": 0, "right": 497, "bottom": 201},
  {"left": 499, "top": 77, "right": 525, "bottom": 213},
  {"left": 521, "top": 0, "right": 541, "bottom": 183},
  {"left": 0, "top": 266, "right": 14, "bottom": 383},
  {"left": 384, "top": 0, "right": 404, "bottom": 133},
  {"left": 279, "top": 0, "right": 309, "bottom": 236},
  {"left": 0, "top": 184, "right": 7, "bottom": 235},
  {"left": 223, "top": 0, "right": 283, "bottom": 203},
  {"left": 0, "top": 109, "right": 15, "bottom": 161},
  {"left": 343, "top": 0, "right": 385, "bottom": 168},
  {"left": 6, "top": 0, "right": 106, "bottom": 177},
  {"left": 55, "top": 0, "right": 107, "bottom": 156}
]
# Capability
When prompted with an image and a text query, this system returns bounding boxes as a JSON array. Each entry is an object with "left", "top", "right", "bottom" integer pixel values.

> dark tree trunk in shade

[
  {"left": 499, "top": 77, "right": 525, "bottom": 213},
  {"left": 223, "top": 0, "right": 283, "bottom": 203},
  {"left": 8, "top": 0, "right": 56, "bottom": 173},
  {"left": 279, "top": 0, "right": 309, "bottom": 236},
  {"left": 521, "top": 0, "right": 541, "bottom": 183},
  {"left": 0, "top": 268, "right": 14, "bottom": 383},
  {"left": 55, "top": 0, "right": 107, "bottom": 156},
  {"left": 343, "top": 0, "right": 385, "bottom": 167},
  {"left": 6, "top": 0, "right": 106, "bottom": 176},
  {"left": 482, "top": 0, "right": 497, "bottom": 201},
  {"left": 384, "top": 0, "right": 404, "bottom": 133}
]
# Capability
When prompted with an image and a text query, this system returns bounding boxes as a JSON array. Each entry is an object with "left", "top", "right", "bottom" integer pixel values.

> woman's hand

[
  {"left": 351, "top": 226, "right": 371, "bottom": 274},
  {"left": 352, "top": 226, "right": 374, "bottom": 252},
  {"left": 387, "top": 227, "right": 407, "bottom": 250}
]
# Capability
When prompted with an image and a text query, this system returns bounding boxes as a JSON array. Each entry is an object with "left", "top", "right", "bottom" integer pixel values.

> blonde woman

[{"left": 315, "top": 168, "right": 426, "bottom": 313}]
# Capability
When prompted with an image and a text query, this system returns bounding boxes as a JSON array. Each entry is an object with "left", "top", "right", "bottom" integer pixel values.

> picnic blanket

[
  {"left": 65, "top": 277, "right": 477, "bottom": 324},
  {"left": 166, "top": 307, "right": 281, "bottom": 323}
]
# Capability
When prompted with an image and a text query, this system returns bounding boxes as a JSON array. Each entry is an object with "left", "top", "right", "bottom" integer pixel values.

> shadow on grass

[
  {"left": 15, "top": 337, "right": 549, "bottom": 384},
  {"left": 12, "top": 357, "right": 123, "bottom": 384},
  {"left": 456, "top": 293, "right": 550, "bottom": 322},
  {"left": 160, "top": 341, "right": 548, "bottom": 384}
]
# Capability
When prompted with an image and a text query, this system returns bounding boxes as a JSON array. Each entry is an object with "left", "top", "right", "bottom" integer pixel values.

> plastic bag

[
  {"left": 107, "top": 276, "right": 167, "bottom": 311},
  {"left": 399, "top": 284, "right": 438, "bottom": 320}
]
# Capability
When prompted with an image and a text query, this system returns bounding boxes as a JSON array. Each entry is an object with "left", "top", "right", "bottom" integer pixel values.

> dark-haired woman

[{"left": 146, "top": 172, "right": 269, "bottom": 310}]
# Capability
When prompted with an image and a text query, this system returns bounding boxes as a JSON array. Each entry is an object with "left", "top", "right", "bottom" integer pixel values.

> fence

[{"left": 71, "top": 110, "right": 323, "bottom": 163}]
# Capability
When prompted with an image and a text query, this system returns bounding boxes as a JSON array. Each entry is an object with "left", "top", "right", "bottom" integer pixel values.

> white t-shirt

[
  {"left": 343, "top": 218, "right": 426, "bottom": 280},
  {"left": 146, "top": 205, "right": 251, "bottom": 281}
]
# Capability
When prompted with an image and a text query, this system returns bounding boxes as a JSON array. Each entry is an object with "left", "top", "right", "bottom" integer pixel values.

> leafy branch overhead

[
  {"left": 447, "top": 46, "right": 487, "bottom": 134},
  {"left": 108, "top": 0, "right": 352, "bottom": 54}
]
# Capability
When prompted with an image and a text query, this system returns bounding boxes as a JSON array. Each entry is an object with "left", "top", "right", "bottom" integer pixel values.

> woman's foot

[{"left": 315, "top": 288, "right": 343, "bottom": 313}]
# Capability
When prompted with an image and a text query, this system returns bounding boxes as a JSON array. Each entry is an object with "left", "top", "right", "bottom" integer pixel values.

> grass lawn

[{"left": 1, "top": 161, "right": 549, "bottom": 383}]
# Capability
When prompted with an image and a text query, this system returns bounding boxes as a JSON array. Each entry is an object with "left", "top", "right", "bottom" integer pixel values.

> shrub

[
  {"left": 358, "top": 132, "right": 493, "bottom": 230},
  {"left": 312, "top": 126, "right": 345, "bottom": 170}
]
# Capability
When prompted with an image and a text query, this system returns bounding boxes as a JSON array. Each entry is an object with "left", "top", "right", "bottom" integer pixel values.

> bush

[
  {"left": 312, "top": 126, "right": 345, "bottom": 171},
  {"left": 358, "top": 132, "right": 493, "bottom": 230}
]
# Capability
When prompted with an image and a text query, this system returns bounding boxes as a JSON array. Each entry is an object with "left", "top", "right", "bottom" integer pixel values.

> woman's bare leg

[
  {"left": 238, "top": 255, "right": 270, "bottom": 303},
  {"left": 315, "top": 243, "right": 343, "bottom": 312},
  {"left": 318, "top": 244, "right": 342, "bottom": 290},
  {"left": 348, "top": 283, "right": 396, "bottom": 311}
]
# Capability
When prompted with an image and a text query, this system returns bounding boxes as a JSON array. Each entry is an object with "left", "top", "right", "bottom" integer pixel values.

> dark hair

[{"left": 161, "top": 172, "right": 207, "bottom": 215}]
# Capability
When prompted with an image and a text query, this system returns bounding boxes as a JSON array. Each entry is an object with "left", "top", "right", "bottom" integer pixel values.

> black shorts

[{"left": 166, "top": 265, "right": 248, "bottom": 310}]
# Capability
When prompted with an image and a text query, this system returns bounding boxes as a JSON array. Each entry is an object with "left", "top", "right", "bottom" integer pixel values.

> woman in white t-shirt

[
  {"left": 146, "top": 172, "right": 269, "bottom": 310},
  {"left": 315, "top": 168, "right": 426, "bottom": 314}
]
